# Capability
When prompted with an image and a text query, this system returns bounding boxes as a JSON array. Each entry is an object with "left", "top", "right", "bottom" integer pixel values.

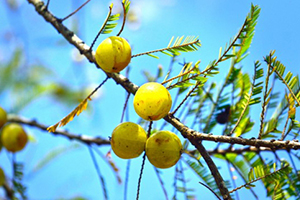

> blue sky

[{"left": 0, "top": 0, "right": 300, "bottom": 199}]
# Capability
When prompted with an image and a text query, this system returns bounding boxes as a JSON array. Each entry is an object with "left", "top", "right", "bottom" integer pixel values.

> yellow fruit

[
  {"left": 0, "top": 106, "right": 7, "bottom": 129},
  {"left": 1, "top": 123, "right": 28, "bottom": 153},
  {"left": 0, "top": 167, "right": 5, "bottom": 186},
  {"left": 111, "top": 122, "right": 147, "bottom": 159},
  {"left": 133, "top": 82, "right": 172, "bottom": 121},
  {"left": 95, "top": 36, "right": 131, "bottom": 73},
  {"left": 145, "top": 131, "right": 182, "bottom": 169}
]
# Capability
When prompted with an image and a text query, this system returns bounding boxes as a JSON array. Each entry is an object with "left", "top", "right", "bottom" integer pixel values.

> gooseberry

[
  {"left": 133, "top": 82, "right": 172, "bottom": 121},
  {"left": 145, "top": 130, "right": 182, "bottom": 169},
  {"left": 1, "top": 123, "right": 28, "bottom": 153},
  {"left": 0, "top": 167, "right": 5, "bottom": 186},
  {"left": 0, "top": 106, "right": 7, "bottom": 129},
  {"left": 111, "top": 122, "right": 147, "bottom": 159},
  {"left": 95, "top": 36, "right": 131, "bottom": 73}
]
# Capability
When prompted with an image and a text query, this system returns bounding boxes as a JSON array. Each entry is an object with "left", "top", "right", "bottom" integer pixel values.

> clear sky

[{"left": 0, "top": 0, "right": 300, "bottom": 199}]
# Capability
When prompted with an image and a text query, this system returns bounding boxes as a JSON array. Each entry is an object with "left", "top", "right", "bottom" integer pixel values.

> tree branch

[
  {"left": 27, "top": 0, "right": 138, "bottom": 95},
  {"left": 26, "top": 1, "right": 300, "bottom": 199},
  {"left": 194, "top": 142, "right": 232, "bottom": 200},
  {"left": 164, "top": 114, "right": 300, "bottom": 150},
  {"left": 7, "top": 115, "right": 110, "bottom": 145}
]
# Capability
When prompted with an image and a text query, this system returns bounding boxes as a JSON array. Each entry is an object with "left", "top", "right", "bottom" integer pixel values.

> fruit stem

[{"left": 147, "top": 121, "right": 153, "bottom": 138}]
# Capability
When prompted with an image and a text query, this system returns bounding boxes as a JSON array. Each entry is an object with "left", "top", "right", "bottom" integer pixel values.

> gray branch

[
  {"left": 8, "top": 114, "right": 110, "bottom": 145},
  {"left": 25, "top": 1, "right": 300, "bottom": 199}
]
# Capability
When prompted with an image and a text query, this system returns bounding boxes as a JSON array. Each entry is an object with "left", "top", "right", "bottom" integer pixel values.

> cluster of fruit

[
  {"left": 0, "top": 106, "right": 28, "bottom": 186},
  {"left": 95, "top": 37, "right": 182, "bottom": 169}
]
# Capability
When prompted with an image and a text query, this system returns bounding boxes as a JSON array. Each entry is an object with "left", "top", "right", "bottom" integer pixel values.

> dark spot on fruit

[
  {"left": 137, "top": 103, "right": 139, "bottom": 106},
  {"left": 155, "top": 138, "right": 163, "bottom": 145},
  {"left": 126, "top": 145, "right": 128, "bottom": 148}
]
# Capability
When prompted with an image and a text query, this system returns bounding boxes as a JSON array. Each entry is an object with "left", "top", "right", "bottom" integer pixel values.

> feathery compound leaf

[
  {"left": 231, "top": 162, "right": 291, "bottom": 195},
  {"left": 47, "top": 78, "right": 108, "bottom": 132},
  {"left": 230, "top": 61, "right": 263, "bottom": 135},
  {"left": 101, "top": 4, "right": 120, "bottom": 34},
  {"left": 122, "top": 0, "right": 131, "bottom": 14},
  {"left": 163, "top": 61, "right": 205, "bottom": 90},
  {"left": 264, "top": 51, "right": 300, "bottom": 107},
  {"left": 89, "top": 5, "right": 120, "bottom": 50},
  {"left": 186, "top": 159, "right": 231, "bottom": 197},
  {"left": 205, "top": 4, "right": 260, "bottom": 73},
  {"left": 235, "top": 4, "right": 260, "bottom": 63},
  {"left": 132, "top": 36, "right": 201, "bottom": 58}
]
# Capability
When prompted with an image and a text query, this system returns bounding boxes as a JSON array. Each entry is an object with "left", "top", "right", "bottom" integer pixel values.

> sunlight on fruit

[
  {"left": 0, "top": 167, "right": 5, "bottom": 186},
  {"left": 133, "top": 82, "right": 172, "bottom": 121},
  {"left": 111, "top": 122, "right": 147, "bottom": 159},
  {"left": 145, "top": 130, "right": 182, "bottom": 169},
  {"left": 95, "top": 36, "right": 131, "bottom": 73},
  {"left": 0, "top": 106, "right": 7, "bottom": 129},
  {"left": 1, "top": 123, "right": 28, "bottom": 153}
]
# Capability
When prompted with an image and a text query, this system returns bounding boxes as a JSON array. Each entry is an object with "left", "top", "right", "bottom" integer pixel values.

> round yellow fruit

[
  {"left": 95, "top": 36, "right": 131, "bottom": 73},
  {"left": 133, "top": 82, "right": 172, "bottom": 121},
  {"left": 146, "top": 131, "right": 182, "bottom": 169},
  {"left": 1, "top": 123, "right": 28, "bottom": 153},
  {"left": 111, "top": 122, "right": 147, "bottom": 159},
  {"left": 0, "top": 106, "right": 7, "bottom": 129},
  {"left": 0, "top": 167, "right": 5, "bottom": 186}
]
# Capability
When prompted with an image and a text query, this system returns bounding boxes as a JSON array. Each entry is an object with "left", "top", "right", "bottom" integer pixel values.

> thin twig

[
  {"left": 121, "top": 92, "right": 130, "bottom": 123},
  {"left": 281, "top": 113, "right": 290, "bottom": 141},
  {"left": 171, "top": 81, "right": 201, "bottom": 115},
  {"left": 258, "top": 54, "right": 272, "bottom": 139},
  {"left": 47, "top": 76, "right": 109, "bottom": 132},
  {"left": 117, "top": 0, "right": 127, "bottom": 36},
  {"left": 199, "top": 182, "right": 221, "bottom": 200},
  {"left": 161, "top": 64, "right": 196, "bottom": 85},
  {"left": 89, "top": 5, "right": 113, "bottom": 51},
  {"left": 91, "top": 145, "right": 122, "bottom": 183},
  {"left": 136, "top": 121, "right": 153, "bottom": 200},
  {"left": 154, "top": 167, "right": 169, "bottom": 200},
  {"left": 45, "top": 0, "right": 50, "bottom": 9},
  {"left": 178, "top": 160, "right": 189, "bottom": 200},
  {"left": 230, "top": 62, "right": 258, "bottom": 135},
  {"left": 136, "top": 153, "right": 146, "bottom": 200},
  {"left": 60, "top": 0, "right": 91, "bottom": 22},
  {"left": 88, "top": 146, "right": 108, "bottom": 200},
  {"left": 229, "top": 164, "right": 289, "bottom": 194},
  {"left": 131, "top": 40, "right": 200, "bottom": 58},
  {"left": 124, "top": 160, "right": 131, "bottom": 200}
]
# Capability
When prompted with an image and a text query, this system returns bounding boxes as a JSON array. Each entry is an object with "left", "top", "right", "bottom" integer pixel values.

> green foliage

[
  {"left": 122, "top": 0, "right": 131, "bottom": 15},
  {"left": 205, "top": 4, "right": 260, "bottom": 73},
  {"left": 185, "top": 159, "right": 231, "bottom": 197},
  {"left": 101, "top": 4, "right": 120, "bottom": 34},
  {"left": 133, "top": 36, "right": 201, "bottom": 59},
  {"left": 5, "top": 1, "right": 300, "bottom": 200},
  {"left": 173, "top": 161, "right": 196, "bottom": 200},
  {"left": 264, "top": 51, "right": 300, "bottom": 106},
  {"left": 13, "top": 162, "right": 27, "bottom": 200}
]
